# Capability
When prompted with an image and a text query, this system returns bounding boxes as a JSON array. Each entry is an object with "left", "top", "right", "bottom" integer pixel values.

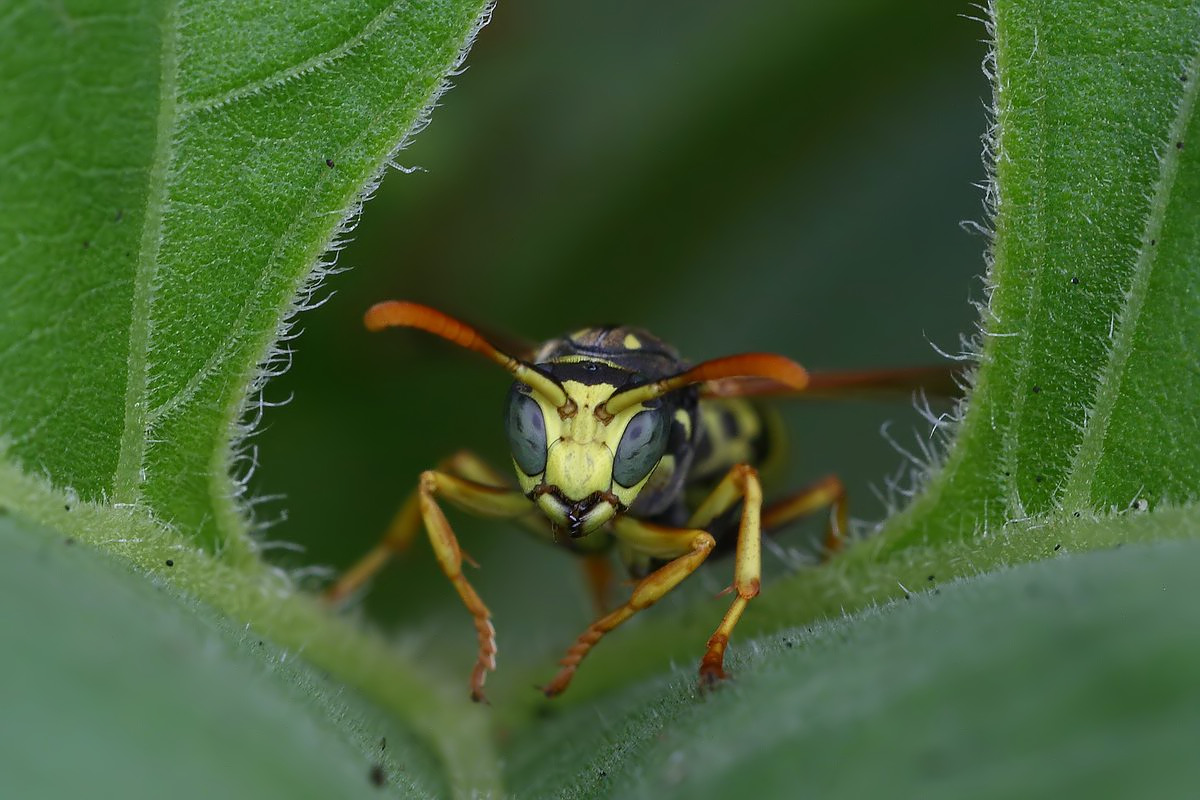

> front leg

[
  {"left": 541, "top": 463, "right": 765, "bottom": 697},
  {"left": 325, "top": 452, "right": 533, "bottom": 702},
  {"left": 323, "top": 450, "right": 521, "bottom": 605},
  {"left": 541, "top": 519, "right": 716, "bottom": 698},
  {"left": 415, "top": 470, "right": 534, "bottom": 702}
]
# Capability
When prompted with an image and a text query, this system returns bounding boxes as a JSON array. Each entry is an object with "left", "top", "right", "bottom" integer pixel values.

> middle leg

[{"left": 686, "top": 463, "right": 765, "bottom": 685}]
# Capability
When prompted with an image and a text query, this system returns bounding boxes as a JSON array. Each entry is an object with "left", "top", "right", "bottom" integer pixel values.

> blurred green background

[{"left": 253, "top": 1, "right": 989, "bottom": 682}]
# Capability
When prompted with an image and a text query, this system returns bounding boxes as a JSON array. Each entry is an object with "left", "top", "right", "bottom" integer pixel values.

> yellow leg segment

[
  {"left": 686, "top": 463, "right": 763, "bottom": 686},
  {"left": 761, "top": 473, "right": 848, "bottom": 554},
  {"left": 541, "top": 520, "right": 716, "bottom": 697},
  {"left": 324, "top": 451, "right": 532, "bottom": 702},
  {"left": 323, "top": 450, "right": 520, "bottom": 605},
  {"left": 542, "top": 463, "right": 767, "bottom": 697}
]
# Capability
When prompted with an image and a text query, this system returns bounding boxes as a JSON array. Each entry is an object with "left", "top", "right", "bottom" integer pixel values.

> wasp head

[{"left": 505, "top": 377, "right": 669, "bottom": 538}]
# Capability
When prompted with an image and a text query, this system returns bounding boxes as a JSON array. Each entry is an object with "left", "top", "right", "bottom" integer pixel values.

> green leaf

[
  {"left": 884, "top": 0, "right": 1200, "bottom": 546},
  {"left": 0, "top": 512, "right": 447, "bottom": 799},
  {"left": 0, "top": 459, "right": 502, "bottom": 798},
  {"left": 502, "top": 526, "right": 1200, "bottom": 798},
  {"left": 0, "top": 2, "right": 503, "bottom": 795},
  {"left": 3, "top": 0, "right": 1200, "bottom": 797},
  {"left": 0, "top": 0, "right": 490, "bottom": 552}
]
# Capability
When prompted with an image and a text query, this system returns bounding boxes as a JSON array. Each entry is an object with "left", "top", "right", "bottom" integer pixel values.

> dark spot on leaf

[
  {"left": 599, "top": 769, "right": 608, "bottom": 778},
  {"left": 1054, "top": 544, "right": 1062, "bottom": 551},
  {"left": 165, "top": 559, "right": 174, "bottom": 567},
  {"left": 369, "top": 763, "right": 386, "bottom": 787},
  {"left": 64, "top": 537, "right": 75, "bottom": 546},
  {"left": 1073, "top": 511, "right": 1081, "bottom": 517},
  {"left": 82, "top": 240, "right": 90, "bottom": 249},
  {"left": 114, "top": 209, "right": 124, "bottom": 222},
  {"left": 1151, "top": 239, "right": 1156, "bottom": 246},
  {"left": 64, "top": 504, "right": 71, "bottom": 511},
  {"left": 1070, "top": 276, "right": 1079, "bottom": 285},
  {"left": 380, "top": 736, "right": 386, "bottom": 751},
  {"left": 326, "top": 158, "right": 335, "bottom": 168},
  {"left": 1035, "top": 475, "right": 1044, "bottom": 483},
  {"left": 1177, "top": 141, "right": 1184, "bottom": 149},
  {"left": 1003, "top": 471, "right": 1010, "bottom": 477},
  {"left": 1032, "top": 385, "right": 1041, "bottom": 393},
  {"left": 904, "top": 593, "right": 911, "bottom": 600},
  {"left": 927, "top": 574, "right": 935, "bottom": 581}
]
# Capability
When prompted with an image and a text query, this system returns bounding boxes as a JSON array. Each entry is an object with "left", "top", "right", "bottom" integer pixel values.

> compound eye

[
  {"left": 504, "top": 387, "right": 548, "bottom": 476},
  {"left": 613, "top": 408, "right": 669, "bottom": 488}
]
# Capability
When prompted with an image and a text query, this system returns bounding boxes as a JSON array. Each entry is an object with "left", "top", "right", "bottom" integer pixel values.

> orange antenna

[
  {"left": 600, "top": 353, "right": 809, "bottom": 418},
  {"left": 365, "top": 301, "right": 570, "bottom": 408}
]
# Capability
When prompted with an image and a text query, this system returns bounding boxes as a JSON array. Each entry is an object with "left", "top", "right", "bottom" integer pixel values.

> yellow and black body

[
  {"left": 324, "top": 301, "right": 929, "bottom": 701},
  {"left": 513, "top": 325, "right": 788, "bottom": 573}
]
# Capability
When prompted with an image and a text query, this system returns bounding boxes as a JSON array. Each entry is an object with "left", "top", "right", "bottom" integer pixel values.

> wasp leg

[
  {"left": 325, "top": 453, "right": 532, "bottom": 703},
  {"left": 541, "top": 520, "right": 716, "bottom": 698},
  {"left": 323, "top": 450, "right": 517, "bottom": 605},
  {"left": 581, "top": 553, "right": 617, "bottom": 615},
  {"left": 685, "top": 463, "right": 764, "bottom": 687},
  {"left": 412, "top": 471, "right": 533, "bottom": 702},
  {"left": 761, "top": 473, "right": 848, "bottom": 555}
]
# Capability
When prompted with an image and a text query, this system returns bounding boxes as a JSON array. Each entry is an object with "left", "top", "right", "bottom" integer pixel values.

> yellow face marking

[
  {"left": 512, "top": 380, "right": 663, "bottom": 535},
  {"left": 623, "top": 332, "right": 642, "bottom": 349}
]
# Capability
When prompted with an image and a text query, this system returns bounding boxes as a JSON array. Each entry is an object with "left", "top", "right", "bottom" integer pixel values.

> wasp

[{"left": 325, "top": 301, "right": 953, "bottom": 701}]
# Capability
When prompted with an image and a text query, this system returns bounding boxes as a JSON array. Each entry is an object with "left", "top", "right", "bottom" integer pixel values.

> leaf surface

[
  {"left": 0, "top": 0, "right": 490, "bottom": 551},
  {"left": 885, "top": 0, "right": 1200, "bottom": 546},
  {"left": 503, "top": 531, "right": 1200, "bottom": 798},
  {"left": 0, "top": 512, "right": 447, "bottom": 799}
]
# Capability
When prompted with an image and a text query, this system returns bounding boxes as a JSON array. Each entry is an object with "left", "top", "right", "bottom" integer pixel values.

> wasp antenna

[
  {"left": 365, "top": 301, "right": 570, "bottom": 408},
  {"left": 601, "top": 353, "right": 808, "bottom": 417}
]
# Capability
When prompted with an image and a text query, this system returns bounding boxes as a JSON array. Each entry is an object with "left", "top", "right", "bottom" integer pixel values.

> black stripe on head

[{"left": 544, "top": 359, "right": 638, "bottom": 390}]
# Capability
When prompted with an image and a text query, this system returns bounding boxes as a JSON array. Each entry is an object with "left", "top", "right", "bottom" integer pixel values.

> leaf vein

[
  {"left": 113, "top": 0, "right": 179, "bottom": 503},
  {"left": 996, "top": 13, "right": 1047, "bottom": 520},
  {"left": 177, "top": 2, "right": 403, "bottom": 117},
  {"left": 1061, "top": 27, "right": 1200, "bottom": 509}
]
